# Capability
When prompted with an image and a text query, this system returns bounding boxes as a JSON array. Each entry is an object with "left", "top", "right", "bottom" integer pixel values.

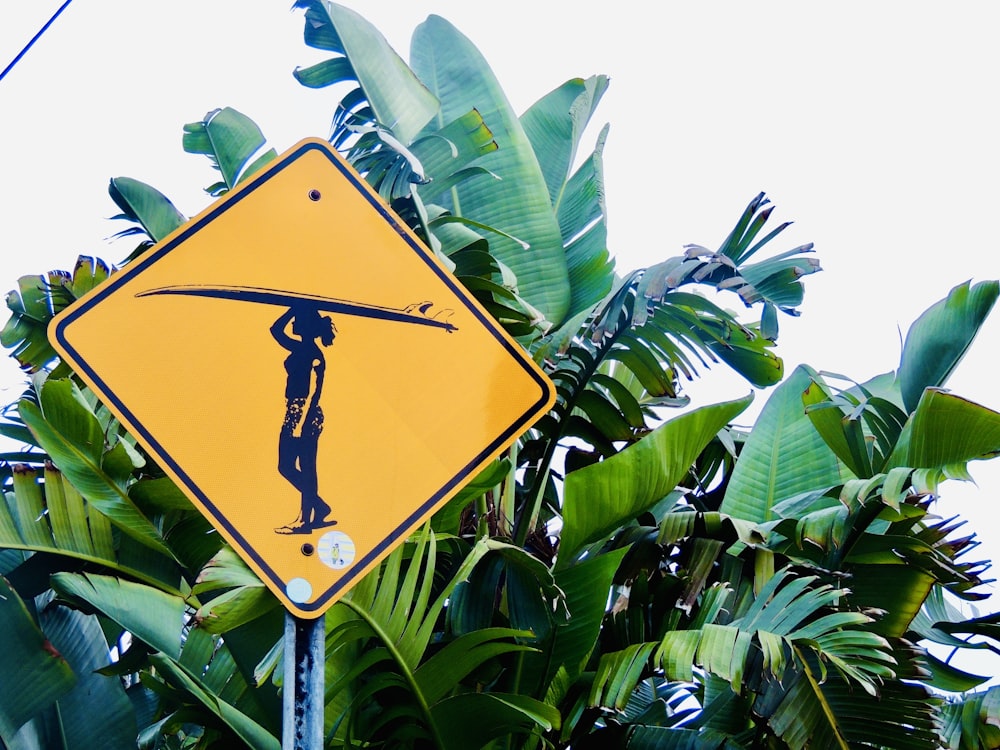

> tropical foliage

[{"left": 2, "top": 3, "right": 1000, "bottom": 749}]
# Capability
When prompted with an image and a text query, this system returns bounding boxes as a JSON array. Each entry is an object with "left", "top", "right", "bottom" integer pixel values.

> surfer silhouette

[
  {"left": 270, "top": 304, "right": 338, "bottom": 534},
  {"left": 136, "top": 283, "right": 457, "bottom": 535}
]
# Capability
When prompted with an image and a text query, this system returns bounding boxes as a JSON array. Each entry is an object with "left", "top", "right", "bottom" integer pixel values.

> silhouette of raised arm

[{"left": 270, "top": 307, "right": 296, "bottom": 350}]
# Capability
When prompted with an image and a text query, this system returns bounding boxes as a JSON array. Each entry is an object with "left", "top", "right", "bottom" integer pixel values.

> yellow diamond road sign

[{"left": 49, "top": 138, "right": 556, "bottom": 618}]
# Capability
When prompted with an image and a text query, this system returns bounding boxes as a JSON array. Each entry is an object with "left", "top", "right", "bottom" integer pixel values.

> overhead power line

[{"left": 0, "top": 0, "right": 75, "bottom": 84}]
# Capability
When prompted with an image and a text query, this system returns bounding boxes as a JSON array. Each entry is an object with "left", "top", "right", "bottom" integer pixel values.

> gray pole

[{"left": 283, "top": 612, "right": 325, "bottom": 749}]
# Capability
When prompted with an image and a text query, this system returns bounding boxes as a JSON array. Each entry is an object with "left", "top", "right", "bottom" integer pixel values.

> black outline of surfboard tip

[{"left": 135, "top": 285, "right": 207, "bottom": 299}]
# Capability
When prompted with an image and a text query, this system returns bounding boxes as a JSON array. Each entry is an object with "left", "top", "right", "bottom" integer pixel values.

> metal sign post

[{"left": 283, "top": 613, "right": 325, "bottom": 749}]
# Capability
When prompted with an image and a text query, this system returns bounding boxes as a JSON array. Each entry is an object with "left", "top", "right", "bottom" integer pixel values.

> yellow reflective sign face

[{"left": 50, "top": 139, "right": 556, "bottom": 618}]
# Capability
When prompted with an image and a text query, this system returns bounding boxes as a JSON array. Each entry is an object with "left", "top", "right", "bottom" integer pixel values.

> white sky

[{"left": 2, "top": 1, "right": 999, "bottom": 678}]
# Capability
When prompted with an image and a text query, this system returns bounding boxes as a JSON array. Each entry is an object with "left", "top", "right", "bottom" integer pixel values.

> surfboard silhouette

[{"left": 135, "top": 284, "right": 457, "bottom": 332}]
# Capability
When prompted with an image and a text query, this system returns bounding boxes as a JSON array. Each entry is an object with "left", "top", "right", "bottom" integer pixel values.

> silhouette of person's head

[{"left": 291, "top": 305, "right": 336, "bottom": 346}]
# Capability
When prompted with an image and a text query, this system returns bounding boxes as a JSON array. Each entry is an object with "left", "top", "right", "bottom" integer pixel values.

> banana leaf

[
  {"left": 889, "top": 388, "right": 1000, "bottom": 477},
  {"left": 411, "top": 15, "right": 570, "bottom": 326},
  {"left": 0, "top": 579, "right": 76, "bottom": 744},
  {"left": 11, "top": 604, "right": 138, "bottom": 750},
  {"left": 559, "top": 394, "right": 751, "bottom": 562},
  {"left": 108, "top": 177, "right": 186, "bottom": 243},
  {"left": 293, "top": 1, "right": 438, "bottom": 144},
  {"left": 720, "top": 366, "right": 844, "bottom": 522},
  {"left": 19, "top": 378, "right": 171, "bottom": 557},
  {"left": 897, "top": 279, "right": 998, "bottom": 413},
  {"left": 50, "top": 572, "right": 184, "bottom": 658},
  {"left": 182, "top": 107, "right": 275, "bottom": 196},
  {"left": 1, "top": 464, "right": 183, "bottom": 595}
]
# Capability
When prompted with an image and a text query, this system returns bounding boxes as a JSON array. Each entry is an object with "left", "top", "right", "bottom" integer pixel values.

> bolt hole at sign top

[{"left": 308, "top": 189, "right": 321, "bottom": 201}]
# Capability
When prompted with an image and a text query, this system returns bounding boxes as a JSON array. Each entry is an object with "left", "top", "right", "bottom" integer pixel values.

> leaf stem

[{"left": 341, "top": 597, "right": 448, "bottom": 749}]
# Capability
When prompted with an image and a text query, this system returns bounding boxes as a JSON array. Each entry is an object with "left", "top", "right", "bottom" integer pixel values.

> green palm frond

[
  {"left": 1, "top": 594, "right": 138, "bottom": 750},
  {"left": 1, "top": 463, "right": 184, "bottom": 596},
  {"left": 530, "top": 282, "right": 769, "bottom": 456},
  {"left": 409, "top": 109, "right": 498, "bottom": 194},
  {"left": 45, "top": 570, "right": 281, "bottom": 748},
  {"left": 292, "top": 0, "right": 438, "bottom": 146},
  {"left": 0, "top": 580, "right": 77, "bottom": 745},
  {"left": 556, "top": 396, "right": 752, "bottom": 563},
  {"left": 521, "top": 76, "right": 616, "bottom": 319},
  {"left": 939, "top": 686, "right": 1000, "bottom": 750},
  {"left": 910, "top": 586, "right": 990, "bottom": 650},
  {"left": 655, "top": 568, "right": 893, "bottom": 695},
  {"left": 107, "top": 176, "right": 186, "bottom": 247},
  {"left": 641, "top": 193, "right": 820, "bottom": 340},
  {"left": 589, "top": 643, "right": 660, "bottom": 712},
  {"left": 343, "top": 110, "right": 499, "bottom": 203},
  {"left": 343, "top": 124, "right": 431, "bottom": 202},
  {"left": 583, "top": 564, "right": 909, "bottom": 749},
  {"left": 19, "top": 378, "right": 172, "bottom": 557},
  {"left": 664, "top": 193, "right": 821, "bottom": 340},
  {"left": 897, "top": 279, "right": 999, "bottom": 413},
  {"left": 1, "top": 256, "right": 110, "bottom": 373},
  {"left": 803, "top": 375, "right": 910, "bottom": 479},
  {"left": 446, "top": 541, "right": 567, "bottom": 640},
  {"left": 432, "top": 692, "right": 561, "bottom": 750},
  {"left": 889, "top": 388, "right": 1000, "bottom": 484},
  {"left": 442, "top": 240, "right": 549, "bottom": 339},
  {"left": 522, "top": 195, "right": 804, "bottom": 537},
  {"left": 142, "top": 651, "right": 280, "bottom": 750},
  {"left": 516, "top": 269, "right": 777, "bottom": 543},
  {"left": 322, "top": 529, "right": 553, "bottom": 747},
  {"left": 833, "top": 516, "right": 986, "bottom": 641},
  {"left": 765, "top": 472, "right": 919, "bottom": 563},
  {"left": 918, "top": 587, "right": 1000, "bottom": 664},
  {"left": 411, "top": 15, "right": 571, "bottom": 327},
  {"left": 760, "top": 656, "right": 941, "bottom": 750},
  {"left": 182, "top": 107, "right": 276, "bottom": 197},
  {"left": 610, "top": 725, "right": 744, "bottom": 750},
  {"left": 191, "top": 547, "right": 281, "bottom": 633},
  {"left": 720, "top": 365, "right": 845, "bottom": 523}
]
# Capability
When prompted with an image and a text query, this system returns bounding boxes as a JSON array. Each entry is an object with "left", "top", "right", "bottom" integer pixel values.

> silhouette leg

[
  {"left": 276, "top": 435, "right": 310, "bottom": 533},
  {"left": 278, "top": 434, "right": 304, "bottom": 489},
  {"left": 298, "top": 437, "right": 334, "bottom": 527}
]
